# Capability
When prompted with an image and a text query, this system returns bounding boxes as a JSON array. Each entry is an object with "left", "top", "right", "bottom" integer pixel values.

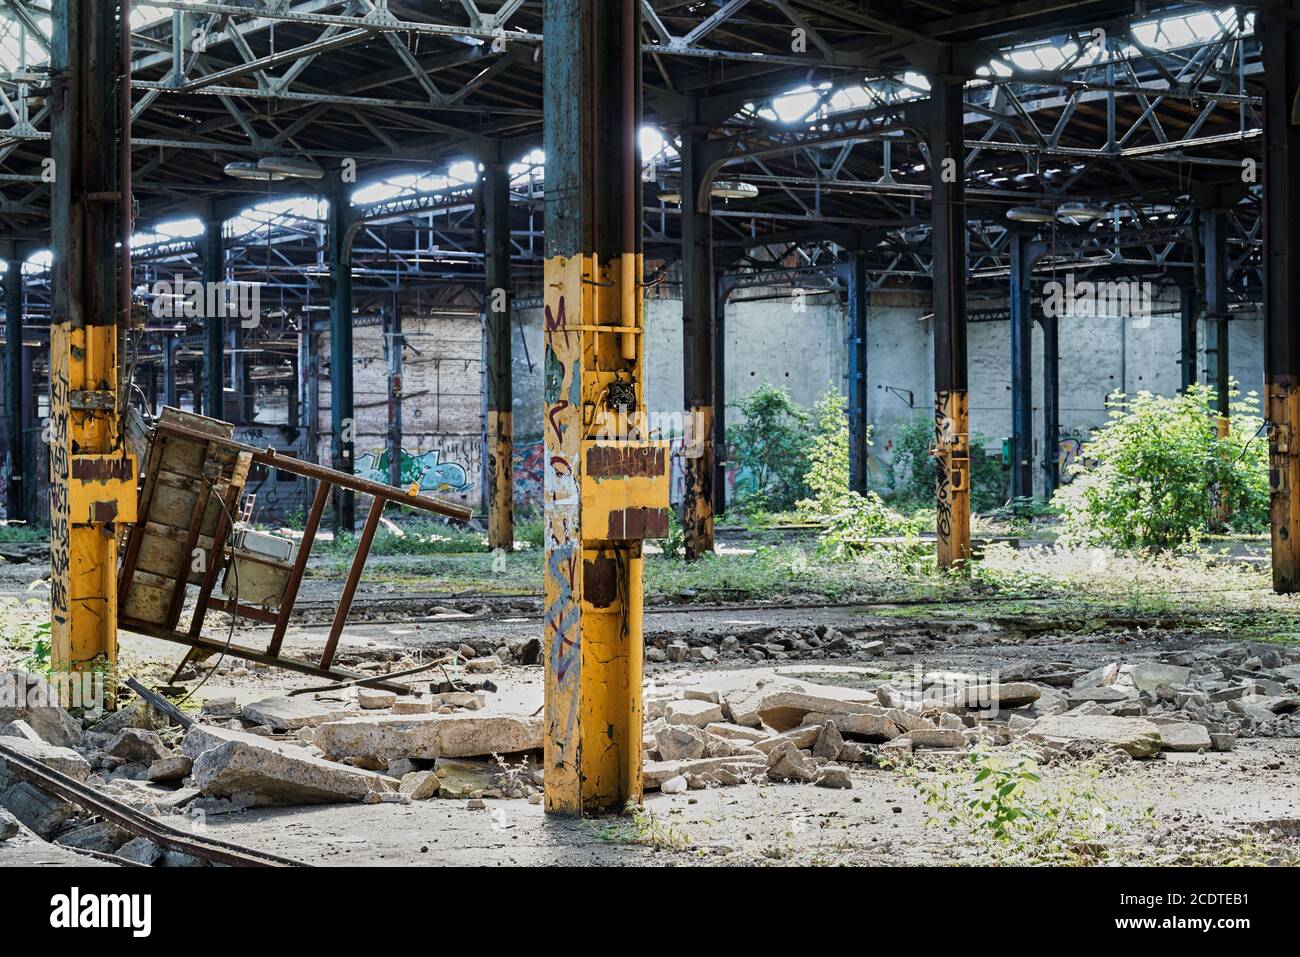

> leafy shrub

[
  {"left": 798, "top": 390, "right": 921, "bottom": 560},
  {"left": 1054, "top": 384, "right": 1268, "bottom": 551},
  {"left": 725, "top": 384, "right": 811, "bottom": 512},
  {"left": 888, "top": 412, "right": 1009, "bottom": 512}
]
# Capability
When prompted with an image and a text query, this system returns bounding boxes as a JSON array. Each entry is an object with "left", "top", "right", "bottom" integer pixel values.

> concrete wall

[{"left": 292, "top": 287, "right": 1266, "bottom": 523}]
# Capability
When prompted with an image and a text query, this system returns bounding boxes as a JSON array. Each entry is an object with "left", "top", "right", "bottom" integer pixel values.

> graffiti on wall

[
  {"left": 355, "top": 447, "right": 474, "bottom": 495},
  {"left": 513, "top": 440, "right": 544, "bottom": 502}
]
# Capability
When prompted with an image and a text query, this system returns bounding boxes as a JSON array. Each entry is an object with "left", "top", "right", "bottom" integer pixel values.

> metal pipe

[{"left": 620, "top": 0, "right": 637, "bottom": 361}]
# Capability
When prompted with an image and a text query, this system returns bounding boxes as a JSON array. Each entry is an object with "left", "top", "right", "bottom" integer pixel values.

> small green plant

[
  {"left": 725, "top": 384, "right": 812, "bottom": 511},
  {"left": 598, "top": 801, "right": 691, "bottom": 851},
  {"left": 895, "top": 745, "right": 1155, "bottom": 865},
  {"left": 654, "top": 507, "right": 686, "bottom": 560},
  {"left": 0, "top": 524, "right": 46, "bottom": 544},
  {"left": 1054, "top": 383, "right": 1268, "bottom": 551}
]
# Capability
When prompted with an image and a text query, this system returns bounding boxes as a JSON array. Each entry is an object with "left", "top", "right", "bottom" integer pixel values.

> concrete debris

[
  {"left": 812, "top": 721, "right": 844, "bottom": 760},
  {"left": 117, "top": 837, "right": 164, "bottom": 866},
  {"left": 643, "top": 755, "right": 765, "bottom": 790},
  {"left": 311, "top": 712, "right": 543, "bottom": 764},
  {"left": 663, "top": 699, "right": 725, "bottom": 727},
  {"left": 357, "top": 688, "right": 398, "bottom": 710},
  {"left": 191, "top": 736, "right": 391, "bottom": 806},
  {"left": 1028, "top": 715, "right": 1164, "bottom": 758},
  {"left": 104, "top": 728, "right": 172, "bottom": 765},
  {"left": 816, "top": 766, "right": 853, "bottom": 789},
  {"left": 392, "top": 698, "right": 434, "bottom": 715},
  {"left": 655, "top": 725, "right": 707, "bottom": 761},
  {"left": 802, "top": 710, "right": 900, "bottom": 742},
  {"left": 147, "top": 755, "right": 193, "bottom": 783},
  {"left": 724, "top": 678, "right": 877, "bottom": 730},
  {"left": 54, "top": 820, "right": 131, "bottom": 855},
  {"left": 765, "top": 740, "right": 818, "bottom": 783},
  {"left": 0, "top": 807, "right": 19, "bottom": 842},
  {"left": 0, "top": 720, "right": 43, "bottom": 743},
  {"left": 0, "top": 670, "right": 84, "bottom": 747},
  {"left": 399, "top": 770, "right": 441, "bottom": 800},
  {"left": 241, "top": 696, "right": 356, "bottom": 731},
  {"left": 1147, "top": 719, "right": 1212, "bottom": 753}
]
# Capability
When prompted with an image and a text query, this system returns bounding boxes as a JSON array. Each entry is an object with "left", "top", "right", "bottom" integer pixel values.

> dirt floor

[{"left": 3, "top": 523, "right": 1300, "bottom": 867}]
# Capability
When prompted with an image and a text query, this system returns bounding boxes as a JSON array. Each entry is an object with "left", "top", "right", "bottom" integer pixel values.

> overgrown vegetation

[
  {"left": 597, "top": 802, "right": 691, "bottom": 851},
  {"left": 0, "top": 523, "right": 45, "bottom": 544},
  {"left": 796, "top": 390, "right": 921, "bottom": 560},
  {"left": 1054, "top": 384, "right": 1268, "bottom": 552},
  {"left": 889, "top": 412, "right": 1010, "bottom": 512},
  {"left": 725, "top": 384, "right": 811, "bottom": 514}
]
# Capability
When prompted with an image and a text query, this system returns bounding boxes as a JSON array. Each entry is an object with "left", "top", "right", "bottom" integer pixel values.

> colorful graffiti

[
  {"left": 355, "top": 447, "right": 474, "bottom": 494},
  {"left": 513, "top": 439, "right": 544, "bottom": 502}
]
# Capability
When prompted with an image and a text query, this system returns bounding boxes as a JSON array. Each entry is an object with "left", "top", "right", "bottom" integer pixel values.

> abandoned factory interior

[{"left": 1, "top": 0, "right": 1300, "bottom": 897}]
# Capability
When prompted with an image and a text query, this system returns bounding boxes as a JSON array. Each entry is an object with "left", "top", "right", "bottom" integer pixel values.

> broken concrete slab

[
  {"left": 399, "top": 770, "right": 441, "bottom": 800},
  {"left": 312, "top": 712, "right": 542, "bottom": 764},
  {"left": 0, "top": 671, "right": 84, "bottom": 747},
  {"left": 147, "top": 755, "right": 192, "bottom": 783},
  {"left": 724, "top": 679, "right": 878, "bottom": 731},
  {"left": 357, "top": 688, "right": 397, "bottom": 710},
  {"left": 191, "top": 737, "right": 390, "bottom": 806},
  {"left": 0, "top": 808, "right": 18, "bottom": 841},
  {"left": 703, "top": 722, "right": 769, "bottom": 744},
  {"left": 643, "top": 755, "right": 765, "bottom": 789},
  {"left": 766, "top": 740, "right": 818, "bottom": 783},
  {"left": 1028, "top": 715, "right": 1163, "bottom": 758},
  {"left": 899, "top": 727, "right": 967, "bottom": 749},
  {"left": 241, "top": 696, "right": 356, "bottom": 731},
  {"left": 752, "top": 725, "right": 822, "bottom": 754},
  {"left": 812, "top": 722, "right": 844, "bottom": 760},
  {"left": 392, "top": 698, "right": 434, "bottom": 715},
  {"left": 0, "top": 720, "right": 42, "bottom": 743},
  {"left": 0, "top": 782, "right": 78, "bottom": 837},
  {"left": 816, "top": 766, "right": 853, "bottom": 789},
  {"left": 1120, "top": 663, "right": 1192, "bottom": 693},
  {"left": 802, "top": 710, "right": 901, "bottom": 742},
  {"left": 105, "top": 728, "right": 172, "bottom": 765},
  {"left": 663, "top": 699, "right": 725, "bottom": 727},
  {"left": 656, "top": 725, "right": 707, "bottom": 761},
  {"left": 1147, "top": 719, "right": 1211, "bottom": 753},
  {"left": 0, "top": 735, "right": 92, "bottom": 783},
  {"left": 117, "top": 837, "right": 163, "bottom": 866},
  {"left": 927, "top": 682, "right": 1042, "bottom": 711}
]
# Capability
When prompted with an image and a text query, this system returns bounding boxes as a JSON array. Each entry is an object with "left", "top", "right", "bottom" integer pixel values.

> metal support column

[
  {"left": 162, "top": 331, "right": 178, "bottom": 410},
  {"left": 929, "top": 74, "right": 971, "bottom": 567},
  {"left": 4, "top": 253, "right": 25, "bottom": 520},
  {"left": 1040, "top": 313, "right": 1060, "bottom": 495},
  {"left": 385, "top": 304, "right": 403, "bottom": 489},
  {"left": 1180, "top": 280, "right": 1199, "bottom": 393},
  {"left": 1262, "top": 1, "right": 1300, "bottom": 593},
  {"left": 1203, "top": 209, "right": 1231, "bottom": 418},
  {"left": 201, "top": 208, "right": 225, "bottom": 421},
  {"left": 48, "top": 0, "right": 136, "bottom": 685},
  {"left": 847, "top": 251, "right": 870, "bottom": 493},
  {"left": 541, "top": 0, "right": 668, "bottom": 815},
  {"left": 328, "top": 177, "right": 356, "bottom": 531},
  {"left": 483, "top": 160, "right": 513, "bottom": 551},
  {"left": 1010, "top": 234, "right": 1044, "bottom": 500},
  {"left": 681, "top": 129, "right": 715, "bottom": 559},
  {"left": 712, "top": 276, "right": 729, "bottom": 516}
]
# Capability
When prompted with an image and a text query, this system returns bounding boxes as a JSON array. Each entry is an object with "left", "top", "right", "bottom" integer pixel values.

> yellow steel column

[
  {"left": 48, "top": 0, "right": 136, "bottom": 698},
  {"left": 541, "top": 0, "right": 669, "bottom": 815}
]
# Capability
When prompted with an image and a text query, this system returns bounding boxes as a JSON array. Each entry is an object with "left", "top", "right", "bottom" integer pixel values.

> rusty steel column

[
  {"left": 1262, "top": 3, "right": 1300, "bottom": 593},
  {"left": 846, "top": 251, "right": 869, "bottom": 493},
  {"left": 483, "top": 160, "right": 514, "bottom": 551},
  {"left": 681, "top": 128, "right": 715, "bottom": 559},
  {"left": 929, "top": 75, "right": 972, "bottom": 568},
  {"left": 201, "top": 205, "right": 225, "bottom": 422},
  {"left": 541, "top": 0, "right": 669, "bottom": 815},
  {"left": 4, "top": 251, "right": 25, "bottom": 521},
  {"left": 328, "top": 175, "right": 356, "bottom": 532},
  {"left": 48, "top": 0, "right": 137, "bottom": 691}
]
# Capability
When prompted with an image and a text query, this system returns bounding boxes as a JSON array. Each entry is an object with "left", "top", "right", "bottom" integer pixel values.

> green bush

[
  {"left": 725, "top": 384, "right": 811, "bottom": 512},
  {"left": 1054, "top": 384, "right": 1269, "bottom": 551},
  {"left": 798, "top": 390, "right": 921, "bottom": 560},
  {"left": 889, "top": 412, "right": 1009, "bottom": 512}
]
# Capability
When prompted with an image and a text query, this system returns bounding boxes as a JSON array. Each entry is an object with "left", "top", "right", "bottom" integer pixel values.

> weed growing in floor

[
  {"left": 597, "top": 802, "right": 691, "bottom": 851},
  {"left": 0, "top": 596, "right": 52, "bottom": 676},
  {"left": 0, "top": 524, "right": 46, "bottom": 544},
  {"left": 892, "top": 745, "right": 1156, "bottom": 865}
]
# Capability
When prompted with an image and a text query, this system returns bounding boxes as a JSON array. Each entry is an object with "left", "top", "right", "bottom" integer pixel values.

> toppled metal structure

[{"left": 116, "top": 408, "right": 473, "bottom": 690}]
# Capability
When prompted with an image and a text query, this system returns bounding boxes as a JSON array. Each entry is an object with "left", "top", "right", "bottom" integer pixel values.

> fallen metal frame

[{"left": 117, "top": 414, "right": 473, "bottom": 691}]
